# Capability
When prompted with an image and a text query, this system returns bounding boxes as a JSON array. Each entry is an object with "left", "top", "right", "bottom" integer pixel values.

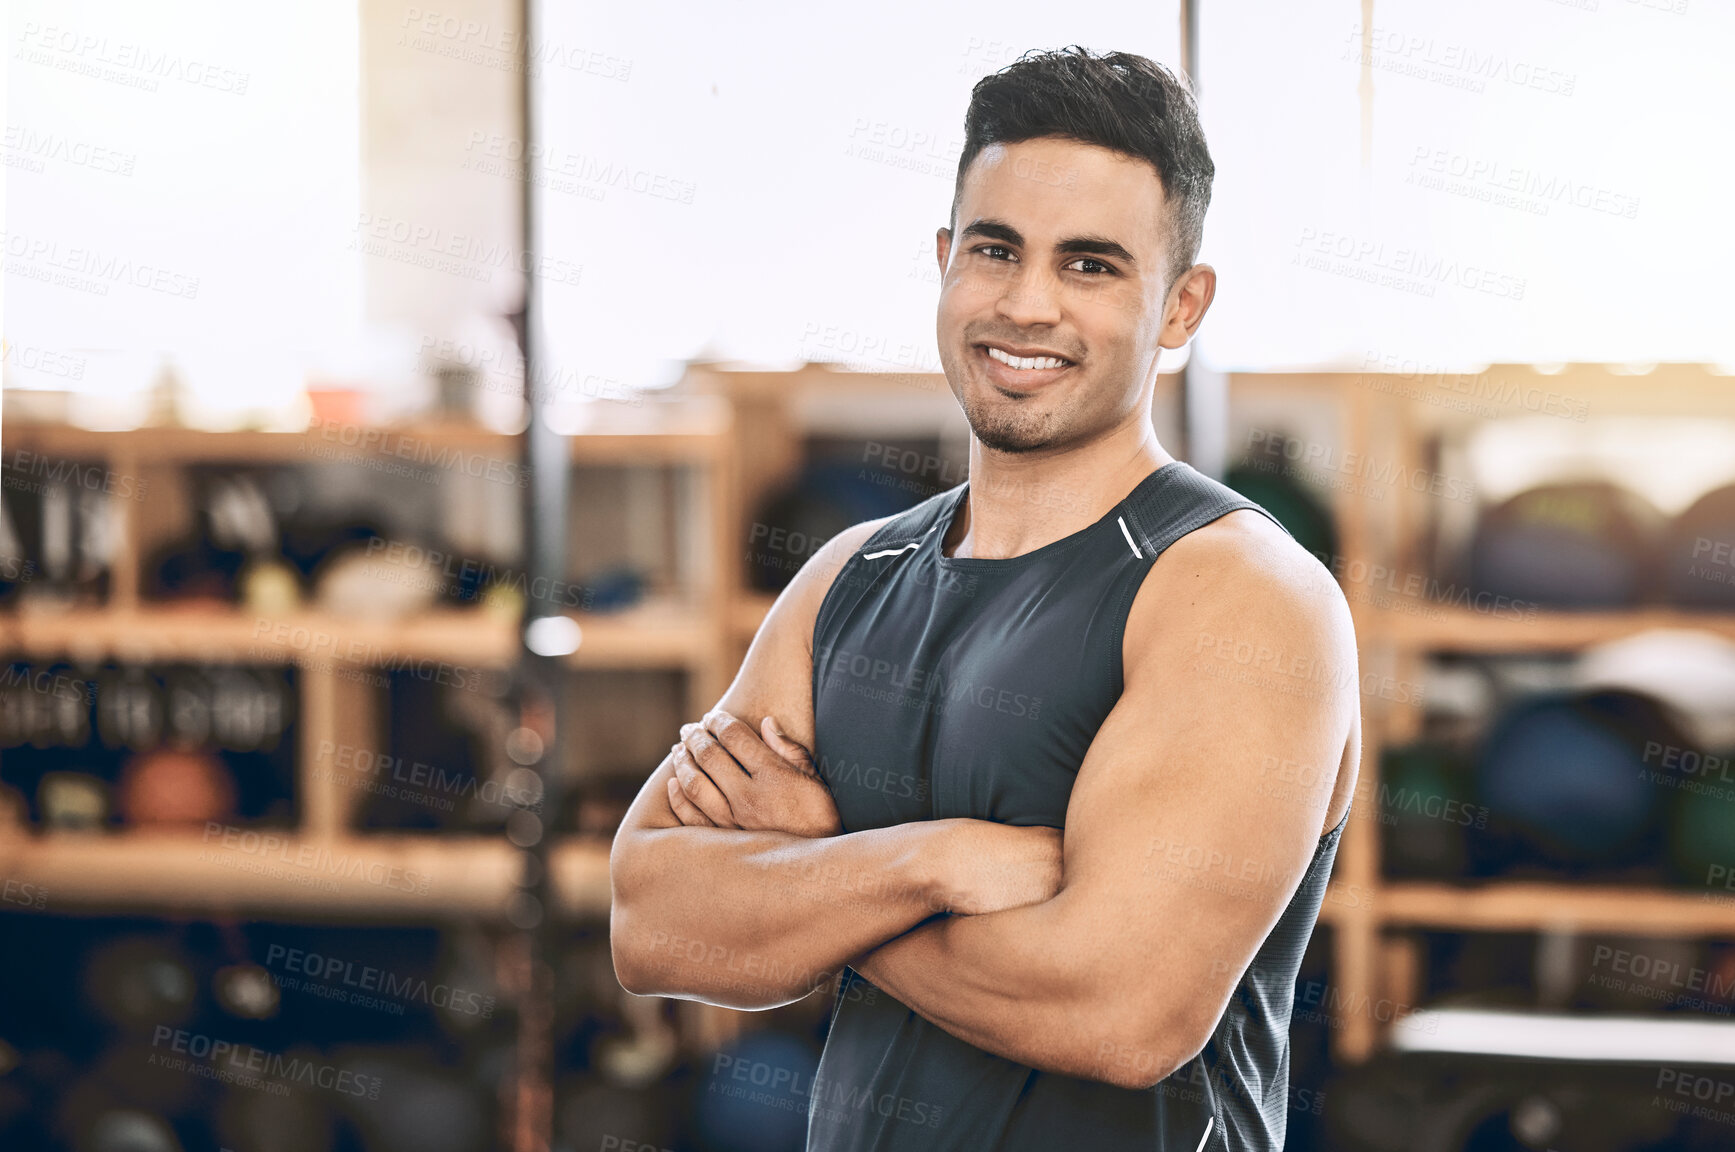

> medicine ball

[
  {"left": 1664, "top": 743, "right": 1735, "bottom": 888},
  {"left": 690, "top": 1028, "right": 819, "bottom": 1152},
  {"left": 1664, "top": 484, "right": 1735, "bottom": 608},
  {"left": 1473, "top": 690, "right": 1681, "bottom": 875},
  {"left": 1469, "top": 482, "right": 1663, "bottom": 609},
  {"left": 116, "top": 748, "right": 237, "bottom": 829}
]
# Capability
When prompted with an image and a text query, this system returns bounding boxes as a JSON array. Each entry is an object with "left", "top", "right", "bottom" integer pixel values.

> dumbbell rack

[{"left": 0, "top": 402, "right": 735, "bottom": 922}]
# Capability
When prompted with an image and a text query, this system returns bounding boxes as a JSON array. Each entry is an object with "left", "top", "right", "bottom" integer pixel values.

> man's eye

[
  {"left": 976, "top": 245, "right": 1015, "bottom": 261},
  {"left": 1069, "top": 258, "right": 1113, "bottom": 275}
]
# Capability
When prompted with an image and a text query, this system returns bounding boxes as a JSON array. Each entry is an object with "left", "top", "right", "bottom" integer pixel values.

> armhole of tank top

[
  {"left": 1101, "top": 557, "right": 1150, "bottom": 700},
  {"left": 809, "top": 486, "right": 965, "bottom": 670},
  {"left": 1320, "top": 804, "right": 1351, "bottom": 845},
  {"left": 810, "top": 550, "right": 864, "bottom": 668}
]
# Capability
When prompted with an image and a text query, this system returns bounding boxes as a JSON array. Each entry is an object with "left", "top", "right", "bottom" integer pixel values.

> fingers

[
  {"left": 665, "top": 776, "right": 716, "bottom": 826},
  {"left": 759, "top": 715, "right": 816, "bottom": 773},
  {"left": 683, "top": 720, "right": 751, "bottom": 781},
  {"left": 670, "top": 741, "right": 738, "bottom": 827},
  {"left": 701, "top": 710, "right": 801, "bottom": 777}
]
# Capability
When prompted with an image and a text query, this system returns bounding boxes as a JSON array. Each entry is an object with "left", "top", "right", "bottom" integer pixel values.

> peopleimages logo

[
  {"left": 265, "top": 944, "right": 495, "bottom": 1017},
  {"left": 199, "top": 823, "right": 432, "bottom": 895},
  {"left": 149, "top": 1026, "right": 380, "bottom": 1098},
  {"left": 813, "top": 643, "right": 1042, "bottom": 720}
]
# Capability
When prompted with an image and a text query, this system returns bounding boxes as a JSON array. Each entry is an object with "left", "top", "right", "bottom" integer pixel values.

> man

[{"left": 610, "top": 46, "right": 1360, "bottom": 1151}]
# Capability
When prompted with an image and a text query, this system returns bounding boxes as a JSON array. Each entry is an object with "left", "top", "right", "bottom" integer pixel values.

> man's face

[{"left": 936, "top": 136, "right": 1190, "bottom": 455}]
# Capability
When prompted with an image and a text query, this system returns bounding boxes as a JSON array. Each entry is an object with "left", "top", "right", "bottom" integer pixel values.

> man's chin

[
  {"left": 965, "top": 414, "right": 1061, "bottom": 455},
  {"left": 957, "top": 385, "right": 1072, "bottom": 453},
  {"left": 973, "top": 429, "right": 1050, "bottom": 454}
]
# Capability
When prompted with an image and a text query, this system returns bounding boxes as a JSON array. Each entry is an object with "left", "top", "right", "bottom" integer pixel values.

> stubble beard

[{"left": 960, "top": 390, "right": 1059, "bottom": 454}]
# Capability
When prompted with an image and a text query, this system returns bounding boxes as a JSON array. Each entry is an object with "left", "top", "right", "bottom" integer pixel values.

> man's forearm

[
  {"left": 853, "top": 896, "right": 1189, "bottom": 1088},
  {"left": 611, "top": 820, "right": 949, "bottom": 1009}
]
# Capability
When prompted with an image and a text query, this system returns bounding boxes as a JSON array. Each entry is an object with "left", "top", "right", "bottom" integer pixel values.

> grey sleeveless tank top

[{"left": 805, "top": 461, "right": 1347, "bottom": 1151}]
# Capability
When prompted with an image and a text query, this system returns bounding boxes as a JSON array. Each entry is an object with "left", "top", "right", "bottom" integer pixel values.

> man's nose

[{"left": 995, "top": 265, "right": 1062, "bottom": 326}]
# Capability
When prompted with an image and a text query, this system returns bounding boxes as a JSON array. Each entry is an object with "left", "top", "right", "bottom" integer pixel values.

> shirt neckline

[{"left": 933, "top": 461, "right": 1188, "bottom": 570}]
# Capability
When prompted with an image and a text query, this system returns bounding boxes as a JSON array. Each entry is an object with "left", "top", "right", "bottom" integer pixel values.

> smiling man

[{"left": 609, "top": 46, "right": 1360, "bottom": 1151}]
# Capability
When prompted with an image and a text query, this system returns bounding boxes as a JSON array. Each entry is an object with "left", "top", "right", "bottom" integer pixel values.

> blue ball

[
  {"left": 1477, "top": 691, "right": 1667, "bottom": 866},
  {"left": 691, "top": 1029, "right": 819, "bottom": 1152}
]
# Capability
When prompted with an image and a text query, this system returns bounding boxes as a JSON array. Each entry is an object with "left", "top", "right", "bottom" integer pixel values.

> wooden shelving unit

[
  {"left": 15, "top": 364, "right": 1729, "bottom": 1064},
  {"left": 1256, "top": 364, "right": 1735, "bottom": 1061},
  {"left": 0, "top": 404, "right": 735, "bottom": 923}
]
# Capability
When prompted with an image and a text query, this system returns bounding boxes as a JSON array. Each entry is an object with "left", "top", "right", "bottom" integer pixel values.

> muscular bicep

[{"left": 1052, "top": 514, "right": 1359, "bottom": 1042}]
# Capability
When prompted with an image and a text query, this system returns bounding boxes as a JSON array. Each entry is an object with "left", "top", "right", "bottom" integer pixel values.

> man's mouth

[
  {"left": 974, "top": 343, "right": 1076, "bottom": 388},
  {"left": 984, "top": 345, "right": 1069, "bottom": 371}
]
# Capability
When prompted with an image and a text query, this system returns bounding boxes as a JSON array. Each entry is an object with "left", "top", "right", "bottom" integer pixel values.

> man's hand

[
  {"left": 665, "top": 712, "right": 1063, "bottom": 916},
  {"left": 665, "top": 710, "right": 843, "bottom": 838}
]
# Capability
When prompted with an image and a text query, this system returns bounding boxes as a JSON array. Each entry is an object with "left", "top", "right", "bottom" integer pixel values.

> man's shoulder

[
  {"left": 1158, "top": 505, "right": 1324, "bottom": 586},
  {"left": 1128, "top": 507, "right": 1353, "bottom": 668},
  {"left": 762, "top": 508, "right": 918, "bottom": 650}
]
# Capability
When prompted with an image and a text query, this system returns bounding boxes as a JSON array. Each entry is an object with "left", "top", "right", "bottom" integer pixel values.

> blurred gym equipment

[
  {"left": 1473, "top": 690, "right": 1682, "bottom": 877},
  {"left": 1469, "top": 482, "right": 1664, "bottom": 609}
]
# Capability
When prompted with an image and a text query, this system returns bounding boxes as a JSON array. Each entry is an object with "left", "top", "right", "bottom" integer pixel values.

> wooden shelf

[
  {"left": 563, "top": 599, "right": 718, "bottom": 669},
  {"left": 1370, "top": 605, "right": 1735, "bottom": 653},
  {"left": 0, "top": 605, "right": 518, "bottom": 666},
  {"left": 1380, "top": 882, "right": 1735, "bottom": 937},
  {"left": 2, "top": 407, "right": 729, "bottom": 467},
  {"left": 4, "top": 421, "right": 513, "bottom": 465},
  {"left": 0, "top": 601, "right": 715, "bottom": 670},
  {"left": 0, "top": 831, "right": 611, "bottom": 921},
  {"left": 19, "top": 601, "right": 1727, "bottom": 668},
  {"left": 1229, "top": 364, "right": 1735, "bottom": 423},
  {"left": 565, "top": 410, "right": 731, "bottom": 464},
  {"left": 709, "top": 363, "right": 953, "bottom": 401}
]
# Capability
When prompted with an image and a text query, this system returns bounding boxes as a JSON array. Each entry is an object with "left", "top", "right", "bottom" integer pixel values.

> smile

[
  {"left": 986, "top": 346, "right": 1068, "bottom": 371},
  {"left": 975, "top": 343, "right": 1076, "bottom": 389}
]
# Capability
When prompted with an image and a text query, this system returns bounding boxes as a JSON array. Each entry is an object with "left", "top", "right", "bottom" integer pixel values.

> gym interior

[{"left": 3, "top": 3, "right": 1731, "bottom": 1150}]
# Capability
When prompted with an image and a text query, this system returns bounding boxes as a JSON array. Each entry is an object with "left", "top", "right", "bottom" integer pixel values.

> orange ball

[{"left": 118, "top": 747, "right": 238, "bottom": 828}]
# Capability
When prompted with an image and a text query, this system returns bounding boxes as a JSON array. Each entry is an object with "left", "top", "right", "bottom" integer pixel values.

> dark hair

[{"left": 951, "top": 46, "right": 1214, "bottom": 286}]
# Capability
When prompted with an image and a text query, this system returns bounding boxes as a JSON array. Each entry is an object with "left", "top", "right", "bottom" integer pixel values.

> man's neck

[{"left": 944, "top": 419, "right": 1176, "bottom": 560}]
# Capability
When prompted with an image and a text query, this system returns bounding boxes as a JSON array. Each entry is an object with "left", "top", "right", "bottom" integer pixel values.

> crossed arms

[{"left": 609, "top": 511, "right": 1360, "bottom": 1090}]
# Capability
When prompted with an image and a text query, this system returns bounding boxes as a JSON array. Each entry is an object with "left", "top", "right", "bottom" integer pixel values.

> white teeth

[{"left": 985, "top": 346, "right": 1067, "bottom": 371}]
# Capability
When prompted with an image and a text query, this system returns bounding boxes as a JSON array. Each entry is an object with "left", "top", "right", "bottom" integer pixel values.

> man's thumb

[{"left": 761, "top": 715, "right": 815, "bottom": 770}]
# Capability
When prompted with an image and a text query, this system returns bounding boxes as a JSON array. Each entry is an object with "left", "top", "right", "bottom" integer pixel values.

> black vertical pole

[
  {"left": 1177, "top": 0, "right": 1228, "bottom": 479},
  {"left": 508, "top": 0, "right": 563, "bottom": 1146}
]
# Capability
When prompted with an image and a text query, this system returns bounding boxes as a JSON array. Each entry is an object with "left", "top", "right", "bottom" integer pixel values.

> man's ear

[
  {"left": 1157, "top": 263, "right": 1217, "bottom": 350},
  {"left": 936, "top": 226, "right": 953, "bottom": 278}
]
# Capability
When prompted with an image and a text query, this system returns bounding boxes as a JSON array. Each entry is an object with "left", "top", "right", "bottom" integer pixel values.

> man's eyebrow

[
  {"left": 958, "top": 218, "right": 1138, "bottom": 267},
  {"left": 1055, "top": 235, "right": 1138, "bottom": 267},
  {"left": 960, "top": 218, "right": 1024, "bottom": 246}
]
